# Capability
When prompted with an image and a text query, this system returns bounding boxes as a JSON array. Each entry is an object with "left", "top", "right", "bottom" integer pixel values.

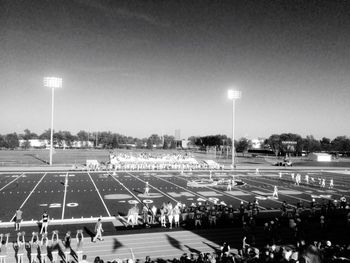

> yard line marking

[
  {"left": 149, "top": 173, "right": 213, "bottom": 203},
  {"left": 174, "top": 174, "right": 266, "bottom": 209},
  {"left": 109, "top": 172, "right": 143, "bottom": 204},
  {"left": 109, "top": 172, "right": 148, "bottom": 223},
  {"left": 0, "top": 173, "right": 24, "bottom": 191},
  {"left": 126, "top": 172, "right": 180, "bottom": 203},
  {"left": 10, "top": 172, "right": 48, "bottom": 221},
  {"left": 87, "top": 172, "right": 112, "bottom": 217},
  {"left": 61, "top": 172, "right": 68, "bottom": 220},
  {"left": 222, "top": 181, "right": 297, "bottom": 209}
]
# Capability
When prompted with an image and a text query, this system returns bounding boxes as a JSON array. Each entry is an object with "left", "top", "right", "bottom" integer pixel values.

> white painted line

[
  {"left": 0, "top": 173, "right": 24, "bottom": 191},
  {"left": 61, "top": 172, "right": 68, "bottom": 219},
  {"left": 109, "top": 172, "right": 143, "bottom": 204},
  {"left": 174, "top": 174, "right": 265, "bottom": 209},
  {"left": 87, "top": 172, "right": 112, "bottom": 217},
  {"left": 151, "top": 173, "right": 212, "bottom": 203},
  {"left": 0, "top": 216, "right": 116, "bottom": 228},
  {"left": 126, "top": 172, "right": 180, "bottom": 203},
  {"left": 10, "top": 172, "right": 48, "bottom": 221}
]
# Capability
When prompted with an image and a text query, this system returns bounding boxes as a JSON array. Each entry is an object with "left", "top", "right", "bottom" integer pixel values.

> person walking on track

[{"left": 93, "top": 218, "right": 104, "bottom": 242}]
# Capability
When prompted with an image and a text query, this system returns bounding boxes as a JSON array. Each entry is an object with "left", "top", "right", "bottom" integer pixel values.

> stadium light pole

[
  {"left": 228, "top": 89, "right": 241, "bottom": 169},
  {"left": 44, "top": 77, "right": 62, "bottom": 166}
]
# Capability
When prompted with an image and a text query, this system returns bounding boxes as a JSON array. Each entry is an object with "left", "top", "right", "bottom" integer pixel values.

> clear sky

[{"left": 1, "top": 0, "right": 350, "bottom": 140}]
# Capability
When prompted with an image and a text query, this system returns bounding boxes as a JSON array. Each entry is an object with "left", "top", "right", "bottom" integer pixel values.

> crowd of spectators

[{"left": 80, "top": 236, "right": 350, "bottom": 263}]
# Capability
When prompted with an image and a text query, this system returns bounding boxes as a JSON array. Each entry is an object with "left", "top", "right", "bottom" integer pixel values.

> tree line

[
  {"left": 1, "top": 129, "right": 350, "bottom": 156},
  {"left": 0, "top": 129, "right": 177, "bottom": 150},
  {"left": 189, "top": 133, "right": 350, "bottom": 156}
]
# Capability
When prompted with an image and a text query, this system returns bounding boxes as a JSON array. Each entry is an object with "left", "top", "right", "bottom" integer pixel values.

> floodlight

[
  {"left": 228, "top": 89, "right": 241, "bottom": 100},
  {"left": 44, "top": 77, "right": 62, "bottom": 88}
]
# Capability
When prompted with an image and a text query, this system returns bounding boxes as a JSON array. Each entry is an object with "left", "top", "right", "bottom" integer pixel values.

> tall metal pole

[
  {"left": 44, "top": 77, "right": 62, "bottom": 165},
  {"left": 232, "top": 99, "right": 236, "bottom": 168},
  {"left": 49, "top": 87, "right": 55, "bottom": 165}
]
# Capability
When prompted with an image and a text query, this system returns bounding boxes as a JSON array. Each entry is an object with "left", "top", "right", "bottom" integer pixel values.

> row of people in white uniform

[
  {"left": 0, "top": 230, "right": 84, "bottom": 263},
  {"left": 126, "top": 202, "right": 182, "bottom": 229}
]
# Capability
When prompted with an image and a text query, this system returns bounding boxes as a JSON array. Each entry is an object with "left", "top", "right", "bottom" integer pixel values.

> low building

[
  {"left": 308, "top": 152, "right": 332, "bottom": 162},
  {"left": 19, "top": 139, "right": 47, "bottom": 148}
]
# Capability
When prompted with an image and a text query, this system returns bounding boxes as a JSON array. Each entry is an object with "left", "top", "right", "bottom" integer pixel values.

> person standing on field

[
  {"left": 93, "top": 218, "right": 104, "bottom": 242},
  {"left": 144, "top": 182, "right": 150, "bottom": 196},
  {"left": 273, "top": 186, "right": 278, "bottom": 199},
  {"left": 40, "top": 211, "right": 49, "bottom": 235},
  {"left": 15, "top": 208, "right": 23, "bottom": 231}
]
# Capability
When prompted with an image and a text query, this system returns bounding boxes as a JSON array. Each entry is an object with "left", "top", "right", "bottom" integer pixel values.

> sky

[{"left": 1, "top": 0, "right": 350, "bottom": 140}]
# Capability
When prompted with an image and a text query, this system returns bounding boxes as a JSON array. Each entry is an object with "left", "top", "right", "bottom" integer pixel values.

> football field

[
  {"left": 1, "top": 169, "right": 349, "bottom": 224},
  {"left": 1, "top": 168, "right": 350, "bottom": 262}
]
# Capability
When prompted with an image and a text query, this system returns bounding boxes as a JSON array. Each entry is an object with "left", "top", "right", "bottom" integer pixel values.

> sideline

[{"left": 0, "top": 216, "right": 118, "bottom": 228}]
